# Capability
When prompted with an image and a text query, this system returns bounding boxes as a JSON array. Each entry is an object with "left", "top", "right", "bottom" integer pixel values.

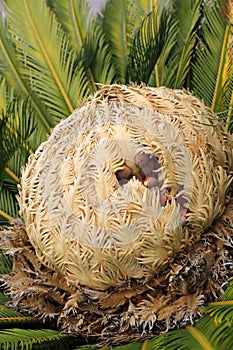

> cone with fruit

[{"left": 1, "top": 84, "right": 233, "bottom": 345}]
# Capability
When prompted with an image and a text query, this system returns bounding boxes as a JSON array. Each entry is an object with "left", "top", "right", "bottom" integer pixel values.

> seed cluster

[{"left": 116, "top": 151, "right": 188, "bottom": 220}]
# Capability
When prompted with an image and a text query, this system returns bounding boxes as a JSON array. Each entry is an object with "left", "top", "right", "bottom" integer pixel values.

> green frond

[
  {"left": 46, "top": 0, "right": 90, "bottom": 52},
  {"left": 0, "top": 187, "right": 18, "bottom": 224},
  {"left": 202, "top": 301, "right": 233, "bottom": 325},
  {"left": 0, "top": 80, "right": 46, "bottom": 224},
  {"left": 148, "top": 328, "right": 207, "bottom": 350},
  {"left": 72, "top": 341, "right": 145, "bottom": 350},
  {"left": 211, "top": 14, "right": 233, "bottom": 115},
  {"left": 0, "top": 292, "right": 10, "bottom": 304},
  {"left": 195, "top": 316, "right": 233, "bottom": 350},
  {"left": 0, "top": 100, "right": 37, "bottom": 178},
  {"left": 3, "top": 0, "right": 89, "bottom": 122},
  {"left": 218, "top": 281, "right": 233, "bottom": 301},
  {"left": 149, "top": 319, "right": 233, "bottom": 350},
  {"left": 192, "top": 0, "right": 230, "bottom": 110},
  {"left": 0, "top": 111, "right": 18, "bottom": 185},
  {"left": 201, "top": 282, "right": 233, "bottom": 325},
  {"left": 46, "top": 0, "right": 97, "bottom": 92},
  {"left": 0, "top": 251, "right": 12, "bottom": 275},
  {"left": 103, "top": 0, "right": 148, "bottom": 83},
  {"left": 0, "top": 78, "right": 44, "bottom": 153},
  {"left": 103, "top": 0, "right": 159, "bottom": 84},
  {"left": 0, "top": 305, "right": 39, "bottom": 327},
  {"left": 149, "top": 1, "right": 178, "bottom": 87},
  {"left": 0, "top": 328, "right": 77, "bottom": 350},
  {"left": 112, "top": 342, "right": 143, "bottom": 350},
  {"left": 47, "top": 0, "right": 110, "bottom": 92},
  {"left": 102, "top": 0, "right": 128, "bottom": 83},
  {"left": 81, "top": 21, "right": 116, "bottom": 85},
  {"left": 148, "top": 282, "right": 233, "bottom": 350},
  {"left": 160, "top": 0, "right": 202, "bottom": 88},
  {"left": 0, "top": 14, "right": 51, "bottom": 133},
  {"left": 127, "top": 5, "right": 174, "bottom": 84},
  {"left": 133, "top": 0, "right": 156, "bottom": 15}
]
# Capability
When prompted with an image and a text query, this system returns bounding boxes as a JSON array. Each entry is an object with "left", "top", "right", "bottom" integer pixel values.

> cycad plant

[{"left": 0, "top": 0, "right": 233, "bottom": 349}]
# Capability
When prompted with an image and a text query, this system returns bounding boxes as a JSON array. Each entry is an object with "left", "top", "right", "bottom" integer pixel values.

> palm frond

[
  {"left": 112, "top": 342, "right": 144, "bottom": 350},
  {"left": 3, "top": 0, "right": 89, "bottom": 122},
  {"left": 0, "top": 292, "right": 10, "bottom": 304},
  {"left": 103, "top": 0, "right": 159, "bottom": 84},
  {"left": 45, "top": 0, "right": 97, "bottom": 92},
  {"left": 201, "top": 282, "right": 233, "bottom": 325},
  {"left": 102, "top": 0, "right": 128, "bottom": 83},
  {"left": 0, "top": 14, "right": 51, "bottom": 133},
  {"left": 0, "top": 306, "right": 39, "bottom": 327},
  {"left": 0, "top": 328, "right": 77, "bottom": 350},
  {"left": 192, "top": 0, "right": 232, "bottom": 112},
  {"left": 126, "top": 4, "right": 174, "bottom": 84},
  {"left": 72, "top": 347, "right": 93, "bottom": 350},
  {"left": 0, "top": 111, "right": 18, "bottom": 185},
  {"left": 218, "top": 281, "right": 233, "bottom": 301},
  {"left": 45, "top": 0, "right": 116, "bottom": 90},
  {"left": 202, "top": 301, "right": 233, "bottom": 325},
  {"left": 161, "top": 0, "right": 202, "bottom": 88},
  {"left": 195, "top": 316, "right": 233, "bottom": 350},
  {"left": 0, "top": 78, "right": 45, "bottom": 224},
  {"left": 0, "top": 188, "right": 18, "bottom": 224},
  {"left": 149, "top": 1, "right": 178, "bottom": 87},
  {"left": 0, "top": 252, "right": 12, "bottom": 275},
  {"left": 149, "top": 317, "right": 233, "bottom": 350},
  {"left": 81, "top": 19, "right": 116, "bottom": 85},
  {"left": 0, "top": 100, "right": 37, "bottom": 184},
  {"left": 148, "top": 328, "right": 209, "bottom": 350},
  {"left": 46, "top": 0, "right": 90, "bottom": 52}
]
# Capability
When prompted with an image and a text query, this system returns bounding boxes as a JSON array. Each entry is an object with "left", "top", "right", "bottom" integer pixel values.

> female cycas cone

[{"left": 1, "top": 85, "right": 233, "bottom": 345}]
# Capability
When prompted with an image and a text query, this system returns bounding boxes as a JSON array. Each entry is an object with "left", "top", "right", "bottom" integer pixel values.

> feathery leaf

[
  {"left": 103, "top": 0, "right": 128, "bottom": 82},
  {"left": 0, "top": 328, "right": 77, "bottom": 350},
  {"left": 3, "top": 0, "right": 89, "bottom": 122},
  {"left": 158, "top": 0, "right": 202, "bottom": 88},
  {"left": 0, "top": 14, "right": 52, "bottom": 133},
  {"left": 192, "top": 0, "right": 231, "bottom": 110},
  {"left": 127, "top": 5, "right": 174, "bottom": 84},
  {"left": 0, "top": 251, "right": 12, "bottom": 275}
]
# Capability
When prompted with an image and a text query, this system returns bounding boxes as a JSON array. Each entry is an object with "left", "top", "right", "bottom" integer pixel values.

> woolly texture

[{"left": 1, "top": 85, "right": 233, "bottom": 345}]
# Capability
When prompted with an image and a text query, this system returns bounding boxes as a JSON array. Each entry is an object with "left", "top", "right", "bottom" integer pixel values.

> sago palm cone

[{"left": 1, "top": 84, "right": 233, "bottom": 345}]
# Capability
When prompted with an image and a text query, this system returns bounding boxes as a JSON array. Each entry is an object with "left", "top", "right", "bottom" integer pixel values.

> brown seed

[
  {"left": 118, "top": 179, "right": 129, "bottom": 186},
  {"left": 134, "top": 152, "right": 150, "bottom": 168},
  {"left": 142, "top": 159, "right": 158, "bottom": 177},
  {"left": 176, "top": 195, "right": 187, "bottom": 207},
  {"left": 160, "top": 194, "right": 168, "bottom": 206},
  {"left": 116, "top": 164, "right": 132, "bottom": 180},
  {"left": 144, "top": 176, "right": 158, "bottom": 189},
  {"left": 150, "top": 155, "right": 160, "bottom": 170}
]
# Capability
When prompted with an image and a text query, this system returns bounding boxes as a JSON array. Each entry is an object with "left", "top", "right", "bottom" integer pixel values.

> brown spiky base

[{"left": 1, "top": 204, "right": 233, "bottom": 346}]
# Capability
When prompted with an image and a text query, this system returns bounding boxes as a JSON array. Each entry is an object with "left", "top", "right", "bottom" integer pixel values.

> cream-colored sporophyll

[{"left": 1, "top": 84, "right": 233, "bottom": 345}]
